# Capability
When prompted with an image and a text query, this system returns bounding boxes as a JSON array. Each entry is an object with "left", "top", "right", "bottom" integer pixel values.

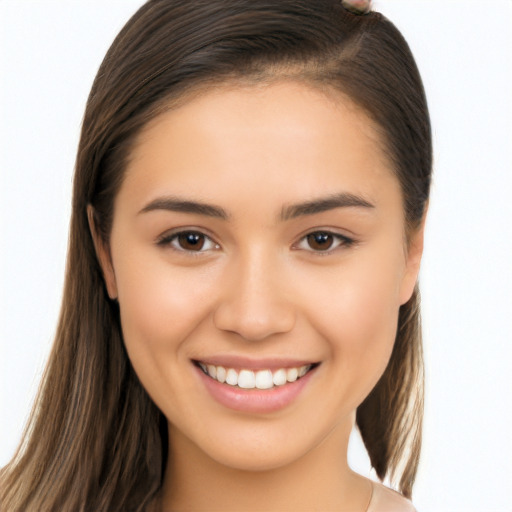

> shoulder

[{"left": 367, "top": 481, "right": 417, "bottom": 512}]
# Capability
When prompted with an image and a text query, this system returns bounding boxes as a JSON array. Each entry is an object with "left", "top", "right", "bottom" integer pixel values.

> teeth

[
  {"left": 298, "top": 365, "right": 308, "bottom": 377},
  {"left": 255, "top": 370, "right": 273, "bottom": 389},
  {"left": 198, "top": 363, "right": 312, "bottom": 389},
  {"left": 272, "top": 368, "right": 287, "bottom": 386},
  {"left": 216, "top": 366, "right": 226, "bottom": 383},
  {"left": 238, "top": 370, "right": 256, "bottom": 389},
  {"left": 226, "top": 368, "right": 238, "bottom": 386},
  {"left": 286, "top": 367, "right": 298, "bottom": 382}
]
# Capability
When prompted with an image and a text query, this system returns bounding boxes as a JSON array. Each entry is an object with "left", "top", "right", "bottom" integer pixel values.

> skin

[{"left": 91, "top": 81, "right": 424, "bottom": 511}]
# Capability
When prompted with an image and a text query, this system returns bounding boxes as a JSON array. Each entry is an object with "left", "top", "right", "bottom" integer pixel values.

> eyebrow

[
  {"left": 138, "top": 192, "right": 374, "bottom": 220},
  {"left": 280, "top": 192, "right": 375, "bottom": 220},
  {"left": 139, "top": 196, "right": 229, "bottom": 219}
]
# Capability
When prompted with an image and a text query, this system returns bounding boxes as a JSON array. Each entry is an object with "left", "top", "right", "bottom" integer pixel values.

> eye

[
  {"left": 295, "top": 231, "right": 354, "bottom": 253},
  {"left": 157, "top": 230, "right": 219, "bottom": 253}
]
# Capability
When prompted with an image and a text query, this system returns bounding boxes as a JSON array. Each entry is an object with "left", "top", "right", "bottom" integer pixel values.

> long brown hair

[{"left": 0, "top": 1, "right": 431, "bottom": 510}]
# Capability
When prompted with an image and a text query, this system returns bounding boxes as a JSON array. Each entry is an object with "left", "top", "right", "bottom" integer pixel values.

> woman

[{"left": 0, "top": 0, "right": 431, "bottom": 510}]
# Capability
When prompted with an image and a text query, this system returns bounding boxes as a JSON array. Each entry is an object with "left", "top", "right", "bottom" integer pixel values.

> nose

[{"left": 213, "top": 250, "right": 296, "bottom": 341}]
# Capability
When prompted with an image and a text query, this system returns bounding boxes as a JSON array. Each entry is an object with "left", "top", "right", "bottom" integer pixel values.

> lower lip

[{"left": 195, "top": 365, "right": 317, "bottom": 414}]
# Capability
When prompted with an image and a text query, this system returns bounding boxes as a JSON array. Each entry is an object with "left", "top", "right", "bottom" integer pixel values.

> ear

[
  {"left": 87, "top": 205, "right": 118, "bottom": 300},
  {"left": 399, "top": 208, "right": 428, "bottom": 305}
]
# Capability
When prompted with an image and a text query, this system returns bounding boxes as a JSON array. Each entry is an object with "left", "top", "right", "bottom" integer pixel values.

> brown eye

[
  {"left": 306, "top": 232, "right": 334, "bottom": 251},
  {"left": 295, "top": 231, "right": 354, "bottom": 253},
  {"left": 177, "top": 232, "right": 206, "bottom": 251},
  {"left": 157, "top": 230, "right": 218, "bottom": 253}
]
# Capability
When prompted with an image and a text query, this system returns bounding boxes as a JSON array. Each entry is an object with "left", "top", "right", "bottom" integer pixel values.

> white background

[{"left": 1, "top": 1, "right": 511, "bottom": 510}]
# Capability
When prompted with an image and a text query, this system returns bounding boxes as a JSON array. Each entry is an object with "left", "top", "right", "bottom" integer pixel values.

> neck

[{"left": 159, "top": 415, "right": 371, "bottom": 512}]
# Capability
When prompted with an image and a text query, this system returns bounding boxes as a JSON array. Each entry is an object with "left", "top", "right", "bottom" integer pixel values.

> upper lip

[{"left": 193, "top": 355, "right": 319, "bottom": 371}]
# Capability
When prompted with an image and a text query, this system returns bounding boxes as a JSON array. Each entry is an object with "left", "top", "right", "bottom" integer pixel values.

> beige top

[
  {"left": 367, "top": 481, "right": 417, "bottom": 512},
  {"left": 149, "top": 479, "right": 417, "bottom": 511}
]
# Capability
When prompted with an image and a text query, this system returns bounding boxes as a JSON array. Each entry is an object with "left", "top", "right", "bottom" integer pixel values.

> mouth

[
  {"left": 194, "top": 361, "right": 319, "bottom": 390},
  {"left": 192, "top": 355, "right": 321, "bottom": 413}
]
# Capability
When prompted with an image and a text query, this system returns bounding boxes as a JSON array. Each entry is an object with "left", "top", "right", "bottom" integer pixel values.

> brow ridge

[
  {"left": 280, "top": 192, "right": 375, "bottom": 220},
  {"left": 139, "top": 192, "right": 374, "bottom": 221},
  {"left": 139, "top": 196, "right": 229, "bottom": 219}
]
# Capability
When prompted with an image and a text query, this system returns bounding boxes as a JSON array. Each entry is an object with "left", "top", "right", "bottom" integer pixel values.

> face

[{"left": 93, "top": 81, "right": 423, "bottom": 471}]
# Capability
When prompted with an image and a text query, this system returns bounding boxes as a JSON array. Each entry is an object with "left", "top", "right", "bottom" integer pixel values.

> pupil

[
  {"left": 179, "top": 232, "right": 204, "bottom": 250},
  {"left": 308, "top": 232, "right": 333, "bottom": 250}
]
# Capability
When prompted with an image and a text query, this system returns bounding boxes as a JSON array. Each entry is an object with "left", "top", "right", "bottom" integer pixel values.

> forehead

[{"left": 121, "top": 80, "right": 401, "bottom": 216}]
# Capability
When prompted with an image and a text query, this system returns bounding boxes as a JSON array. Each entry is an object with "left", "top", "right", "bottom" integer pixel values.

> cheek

[
  {"left": 327, "top": 274, "right": 398, "bottom": 363},
  {"left": 112, "top": 249, "right": 217, "bottom": 363},
  {"left": 299, "top": 247, "right": 404, "bottom": 401}
]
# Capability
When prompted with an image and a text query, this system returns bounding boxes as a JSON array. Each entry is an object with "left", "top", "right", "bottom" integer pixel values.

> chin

[{"left": 204, "top": 441, "right": 310, "bottom": 473}]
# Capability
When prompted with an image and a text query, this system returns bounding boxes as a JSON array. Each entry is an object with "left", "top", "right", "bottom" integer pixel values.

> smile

[
  {"left": 197, "top": 362, "right": 313, "bottom": 389},
  {"left": 193, "top": 357, "right": 320, "bottom": 413}
]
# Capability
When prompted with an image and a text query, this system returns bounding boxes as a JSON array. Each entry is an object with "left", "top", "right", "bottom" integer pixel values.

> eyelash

[
  {"left": 156, "top": 230, "right": 220, "bottom": 254},
  {"left": 156, "top": 229, "right": 355, "bottom": 255},
  {"left": 294, "top": 231, "right": 355, "bottom": 254}
]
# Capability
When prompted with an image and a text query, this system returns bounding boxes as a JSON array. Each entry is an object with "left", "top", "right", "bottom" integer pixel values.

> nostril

[{"left": 212, "top": 303, "right": 296, "bottom": 341}]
